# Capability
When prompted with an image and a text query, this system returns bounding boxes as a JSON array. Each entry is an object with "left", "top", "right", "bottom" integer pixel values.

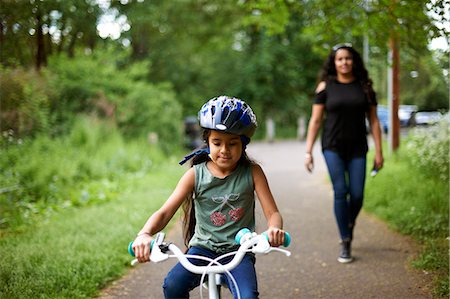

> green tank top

[{"left": 189, "top": 161, "right": 255, "bottom": 253}]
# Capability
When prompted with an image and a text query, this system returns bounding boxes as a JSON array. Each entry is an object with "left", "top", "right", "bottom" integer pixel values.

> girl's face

[
  {"left": 334, "top": 49, "right": 353, "bottom": 76},
  {"left": 208, "top": 130, "right": 243, "bottom": 173}
]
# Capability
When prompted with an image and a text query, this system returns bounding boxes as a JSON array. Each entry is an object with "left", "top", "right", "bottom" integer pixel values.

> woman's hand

[
  {"left": 266, "top": 226, "right": 285, "bottom": 247},
  {"left": 304, "top": 153, "right": 314, "bottom": 173},
  {"left": 374, "top": 153, "right": 384, "bottom": 171},
  {"left": 132, "top": 233, "right": 153, "bottom": 263}
]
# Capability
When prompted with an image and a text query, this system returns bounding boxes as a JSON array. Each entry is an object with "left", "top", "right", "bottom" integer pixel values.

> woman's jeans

[
  {"left": 323, "top": 150, "right": 367, "bottom": 241},
  {"left": 163, "top": 246, "right": 259, "bottom": 299}
]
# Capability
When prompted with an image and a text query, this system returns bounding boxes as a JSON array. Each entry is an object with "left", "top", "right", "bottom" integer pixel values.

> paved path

[{"left": 99, "top": 141, "right": 432, "bottom": 299}]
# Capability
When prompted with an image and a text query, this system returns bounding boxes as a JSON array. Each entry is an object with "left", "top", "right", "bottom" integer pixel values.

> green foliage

[
  {"left": 0, "top": 0, "right": 101, "bottom": 68},
  {"left": 0, "top": 67, "right": 52, "bottom": 136},
  {"left": 400, "top": 51, "right": 449, "bottom": 110},
  {"left": 405, "top": 116, "right": 449, "bottom": 181},
  {"left": 365, "top": 125, "right": 449, "bottom": 298},
  {"left": 46, "top": 49, "right": 183, "bottom": 145},
  {"left": 0, "top": 164, "right": 184, "bottom": 298},
  {"left": 0, "top": 116, "right": 165, "bottom": 230},
  {"left": 3, "top": 1, "right": 448, "bottom": 134},
  {"left": 412, "top": 238, "right": 449, "bottom": 298},
  {"left": 117, "top": 82, "right": 182, "bottom": 142},
  {"left": 300, "top": 0, "right": 444, "bottom": 55},
  {"left": 113, "top": 1, "right": 321, "bottom": 121},
  {"left": 0, "top": 47, "right": 183, "bottom": 145},
  {"left": 239, "top": 0, "right": 296, "bottom": 35}
]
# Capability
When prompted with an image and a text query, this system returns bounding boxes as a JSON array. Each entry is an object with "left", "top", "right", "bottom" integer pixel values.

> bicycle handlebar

[
  {"left": 128, "top": 228, "right": 291, "bottom": 271},
  {"left": 238, "top": 228, "right": 291, "bottom": 247}
]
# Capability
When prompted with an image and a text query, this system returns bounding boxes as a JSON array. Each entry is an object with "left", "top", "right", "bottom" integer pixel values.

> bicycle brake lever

[
  {"left": 268, "top": 247, "right": 291, "bottom": 256},
  {"left": 251, "top": 236, "right": 292, "bottom": 256},
  {"left": 150, "top": 232, "right": 169, "bottom": 263},
  {"left": 252, "top": 236, "right": 271, "bottom": 254}
]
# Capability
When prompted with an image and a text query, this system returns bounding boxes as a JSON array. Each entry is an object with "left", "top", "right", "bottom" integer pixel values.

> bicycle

[{"left": 128, "top": 228, "right": 291, "bottom": 299}]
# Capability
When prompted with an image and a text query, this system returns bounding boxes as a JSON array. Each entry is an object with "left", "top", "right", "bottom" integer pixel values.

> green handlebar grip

[
  {"left": 235, "top": 228, "right": 291, "bottom": 247},
  {"left": 128, "top": 240, "right": 154, "bottom": 257},
  {"left": 262, "top": 231, "right": 291, "bottom": 247},
  {"left": 284, "top": 232, "right": 291, "bottom": 247},
  {"left": 128, "top": 242, "right": 135, "bottom": 257},
  {"left": 234, "top": 228, "right": 251, "bottom": 244}
]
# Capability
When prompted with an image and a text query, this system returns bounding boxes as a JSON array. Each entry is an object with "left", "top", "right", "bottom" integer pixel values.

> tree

[
  {"left": 242, "top": 0, "right": 448, "bottom": 146},
  {"left": 0, "top": 0, "right": 101, "bottom": 69},
  {"left": 400, "top": 50, "right": 449, "bottom": 110}
]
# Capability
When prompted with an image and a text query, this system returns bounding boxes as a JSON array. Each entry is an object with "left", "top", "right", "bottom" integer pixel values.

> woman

[{"left": 304, "top": 43, "right": 384, "bottom": 263}]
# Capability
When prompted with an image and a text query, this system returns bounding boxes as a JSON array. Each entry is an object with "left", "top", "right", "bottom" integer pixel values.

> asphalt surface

[{"left": 98, "top": 141, "right": 432, "bottom": 299}]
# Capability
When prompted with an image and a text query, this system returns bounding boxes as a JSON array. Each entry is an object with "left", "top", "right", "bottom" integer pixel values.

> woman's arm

[
  {"left": 133, "top": 168, "right": 195, "bottom": 262},
  {"left": 304, "top": 82, "right": 326, "bottom": 172},
  {"left": 367, "top": 106, "right": 384, "bottom": 170},
  {"left": 252, "top": 164, "right": 285, "bottom": 247},
  {"left": 305, "top": 104, "right": 325, "bottom": 155}
]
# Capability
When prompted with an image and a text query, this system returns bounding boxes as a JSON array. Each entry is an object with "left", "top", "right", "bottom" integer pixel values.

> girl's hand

[
  {"left": 132, "top": 233, "right": 153, "bottom": 263},
  {"left": 304, "top": 153, "right": 314, "bottom": 173},
  {"left": 266, "top": 226, "right": 285, "bottom": 247}
]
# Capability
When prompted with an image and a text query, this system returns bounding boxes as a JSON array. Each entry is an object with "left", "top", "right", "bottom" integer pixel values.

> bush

[
  {"left": 117, "top": 81, "right": 182, "bottom": 147},
  {"left": 405, "top": 114, "right": 449, "bottom": 182},
  {"left": 1, "top": 47, "right": 183, "bottom": 145},
  {"left": 0, "top": 67, "right": 52, "bottom": 137},
  {"left": 0, "top": 116, "right": 165, "bottom": 230},
  {"left": 47, "top": 48, "right": 183, "bottom": 144}
]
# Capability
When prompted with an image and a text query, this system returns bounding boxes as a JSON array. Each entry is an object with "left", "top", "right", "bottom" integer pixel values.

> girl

[
  {"left": 304, "top": 44, "right": 384, "bottom": 263},
  {"left": 132, "top": 96, "right": 286, "bottom": 299}
]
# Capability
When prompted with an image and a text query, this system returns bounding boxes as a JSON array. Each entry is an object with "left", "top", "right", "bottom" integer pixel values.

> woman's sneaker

[{"left": 338, "top": 239, "right": 353, "bottom": 263}]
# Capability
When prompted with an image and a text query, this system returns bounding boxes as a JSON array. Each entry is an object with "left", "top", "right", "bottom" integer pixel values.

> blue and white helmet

[{"left": 198, "top": 96, "right": 257, "bottom": 138}]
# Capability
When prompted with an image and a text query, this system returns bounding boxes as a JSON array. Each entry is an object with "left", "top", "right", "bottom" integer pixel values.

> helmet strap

[{"left": 179, "top": 148, "right": 210, "bottom": 165}]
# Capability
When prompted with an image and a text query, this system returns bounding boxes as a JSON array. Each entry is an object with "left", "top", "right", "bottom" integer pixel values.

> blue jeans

[
  {"left": 323, "top": 150, "right": 367, "bottom": 241},
  {"left": 163, "top": 246, "right": 259, "bottom": 299}
]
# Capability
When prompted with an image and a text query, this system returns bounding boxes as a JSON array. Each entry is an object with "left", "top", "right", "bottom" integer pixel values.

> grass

[
  {"left": 0, "top": 163, "right": 185, "bottom": 299},
  {"left": 365, "top": 144, "right": 449, "bottom": 298}
]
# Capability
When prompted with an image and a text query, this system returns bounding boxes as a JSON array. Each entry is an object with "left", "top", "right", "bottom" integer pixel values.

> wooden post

[
  {"left": 266, "top": 118, "right": 275, "bottom": 143},
  {"left": 389, "top": 34, "right": 400, "bottom": 151},
  {"left": 387, "top": 0, "right": 400, "bottom": 153}
]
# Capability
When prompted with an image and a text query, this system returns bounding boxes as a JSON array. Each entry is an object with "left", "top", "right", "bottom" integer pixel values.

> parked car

[
  {"left": 414, "top": 111, "right": 442, "bottom": 126},
  {"left": 377, "top": 105, "right": 389, "bottom": 133},
  {"left": 183, "top": 116, "right": 202, "bottom": 150},
  {"left": 398, "top": 105, "right": 418, "bottom": 127}
]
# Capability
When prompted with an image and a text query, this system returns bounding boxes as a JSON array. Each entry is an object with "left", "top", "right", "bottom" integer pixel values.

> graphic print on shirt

[{"left": 210, "top": 193, "right": 244, "bottom": 226}]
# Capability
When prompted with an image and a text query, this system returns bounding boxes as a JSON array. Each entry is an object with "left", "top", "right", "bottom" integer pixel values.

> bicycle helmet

[
  {"left": 179, "top": 96, "right": 257, "bottom": 165},
  {"left": 198, "top": 96, "right": 257, "bottom": 138}
]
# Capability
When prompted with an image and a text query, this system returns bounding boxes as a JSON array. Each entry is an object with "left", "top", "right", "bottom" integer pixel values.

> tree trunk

[
  {"left": 0, "top": 21, "right": 4, "bottom": 63},
  {"left": 131, "top": 29, "right": 149, "bottom": 59},
  {"left": 35, "top": 12, "right": 47, "bottom": 70},
  {"left": 67, "top": 33, "right": 77, "bottom": 58},
  {"left": 46, "top": 32, "right": 52, "bottom": 56}
]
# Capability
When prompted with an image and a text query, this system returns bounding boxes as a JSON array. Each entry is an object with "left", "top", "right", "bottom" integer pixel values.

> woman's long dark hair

[
  {"left": 181, "top": 129, "right": 253, "bottom": 248},
  {"left": 318, "top": 45, "right": 376, "bottom": 105}
]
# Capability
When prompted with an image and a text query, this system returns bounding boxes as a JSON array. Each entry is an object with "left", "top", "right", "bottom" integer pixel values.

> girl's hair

[
  {"left": 181, "top": 129, "right": 253, "bottom": 248},
  {"left": 318, "top": 45, "right": 376, "bottom": 104}
]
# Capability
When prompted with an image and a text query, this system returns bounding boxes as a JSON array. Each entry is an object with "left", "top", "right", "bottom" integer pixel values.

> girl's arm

[
  {"left": 133, "top": 168, "right": 195, "bottom": 263},
  {"left": 367, "top": 106, "right": 384, "bottom": 170},
  {"left": 252, "top": 164, "right": 284, "bottom": 247}
]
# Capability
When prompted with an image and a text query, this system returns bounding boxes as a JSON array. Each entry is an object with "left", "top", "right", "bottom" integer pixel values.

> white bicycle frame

[{"left": 130, "top": 229, "right": 291, "bottom": 299}]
